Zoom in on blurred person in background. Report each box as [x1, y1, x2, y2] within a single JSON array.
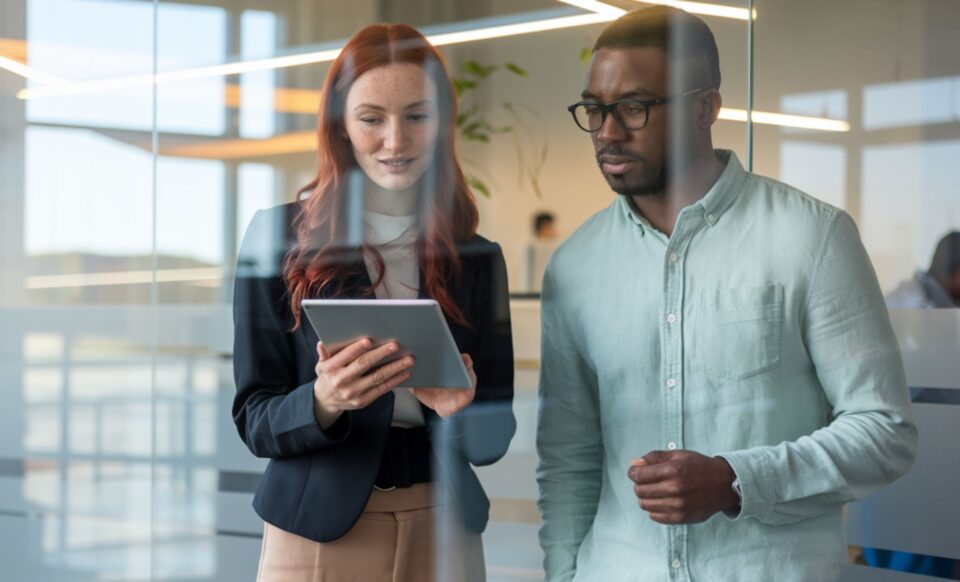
[[526, 211, 559, 292], [867, 230, 960, 577], [886, 231, 960, 308]]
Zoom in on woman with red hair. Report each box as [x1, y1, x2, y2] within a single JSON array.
[[232, 23, 515, 582]]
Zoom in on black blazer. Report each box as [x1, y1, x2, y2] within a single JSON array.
[[232, 202, 516, 543]]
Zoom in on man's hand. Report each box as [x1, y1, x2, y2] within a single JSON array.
[[627, 450, 740, 525]]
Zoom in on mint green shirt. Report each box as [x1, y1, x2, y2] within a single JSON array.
[[536, 151, 917, 582]]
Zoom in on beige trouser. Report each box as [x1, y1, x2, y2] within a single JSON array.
[[256, 483, 485, 582]]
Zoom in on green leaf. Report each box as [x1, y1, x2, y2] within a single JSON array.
[[460, 124, 481, 141], [462, 60, 497, 79], [505, 62, 528, 77], [579, 47, 592, 64], [455, 109, 474, 128], [455, 106, 480, 128], [452, 78, 478, 98], [467, 176, 491, 198], [469, 121, 498, 133], [461, 117, 512, 143]]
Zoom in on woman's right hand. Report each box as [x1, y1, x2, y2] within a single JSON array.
[[313, 338, 415, 428]]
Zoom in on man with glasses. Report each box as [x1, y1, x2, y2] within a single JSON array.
[[536, 6, 916, 581]]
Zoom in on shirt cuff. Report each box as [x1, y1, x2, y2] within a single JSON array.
[[716, 450, 772, 522]]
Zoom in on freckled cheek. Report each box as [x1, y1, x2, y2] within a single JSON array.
[[347, 128, 384, 155]]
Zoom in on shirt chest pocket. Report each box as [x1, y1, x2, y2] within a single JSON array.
[[687, 284, 783, 381]]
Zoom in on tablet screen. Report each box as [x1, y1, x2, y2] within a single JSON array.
[[301, 299, 472, 389]]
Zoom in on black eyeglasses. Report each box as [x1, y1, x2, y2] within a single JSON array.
[[567, 88, 705, 132]]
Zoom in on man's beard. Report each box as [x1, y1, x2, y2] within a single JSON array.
[[596, 147, 668, 198]]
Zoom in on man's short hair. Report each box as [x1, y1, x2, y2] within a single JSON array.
[[929, 231, 960, 280], [593, 6, 721, 90]]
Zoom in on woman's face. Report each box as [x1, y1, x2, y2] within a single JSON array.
[[343, 63, 441, 193]]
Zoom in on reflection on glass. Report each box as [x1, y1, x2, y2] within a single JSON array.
[[26, 0, 227, 135], [25, 0, 154, 130], [864, 76, 960, 131], [779, 141, 846, 209], [6, 0, 960, 580], [26, 126, 153, 260], [862, 141, 960, 292], [158, 158, 225, 265], [886, 232, 960, 309], [237, 163, 276, 247], [780, 89, 848, 136], [240, 10, 278, 139]]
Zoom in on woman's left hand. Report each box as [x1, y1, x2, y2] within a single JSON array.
[[412, 353, 477, 417]]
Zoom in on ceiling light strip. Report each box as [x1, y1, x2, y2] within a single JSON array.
[[18, 49, 342, 99], [719, 107, 849, 132], [560, 0, 754, 21], [634, 0, 755, 21], [0, 55, 65, 84], [18, 13, 609, 100], [555, 0, 625, 18], [429, 13, 611, 46], [13, 1, 755, 99]]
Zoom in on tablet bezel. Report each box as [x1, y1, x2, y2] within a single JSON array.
[[301, 298, 472, 389]]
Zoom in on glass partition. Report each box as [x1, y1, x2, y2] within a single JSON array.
[[2, 1, 957, 580], [2, 1, 157, 581], [753, 1, 960, 578]]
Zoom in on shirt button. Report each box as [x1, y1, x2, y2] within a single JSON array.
[[667, 378, 677, 388], [706, 214, 716, 224], [668, 252, 678, 263], [667, 313, 677, 324], [672, 559, 681, 569], [667, 442, 677, 450]]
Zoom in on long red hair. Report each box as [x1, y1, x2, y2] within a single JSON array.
[[283, 23, 479, 329]]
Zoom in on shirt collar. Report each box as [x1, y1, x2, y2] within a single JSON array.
[[618, 194, 648, 232], [695, 149, 746, 228], [616, 149, 747, 234]]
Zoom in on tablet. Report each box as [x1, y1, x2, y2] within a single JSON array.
[[301, 299, 472, 389]]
